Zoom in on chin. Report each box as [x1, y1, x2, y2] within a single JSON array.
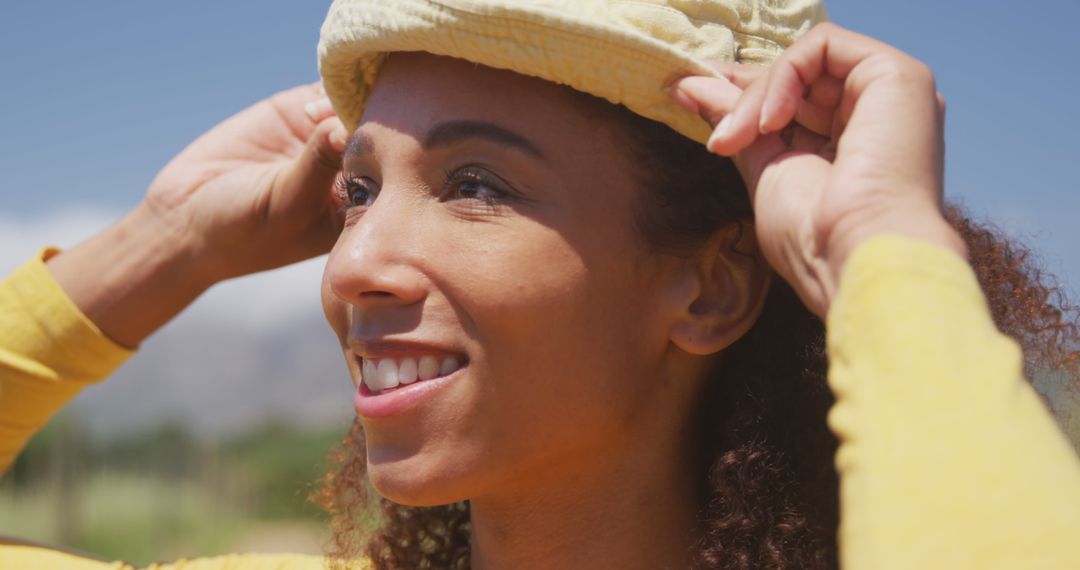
[[365, 446, 479, 507]]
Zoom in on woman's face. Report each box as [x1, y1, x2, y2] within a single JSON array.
[[322, 53, 704, 505]]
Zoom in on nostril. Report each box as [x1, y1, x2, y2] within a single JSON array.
[[360, 291, 396, 299]]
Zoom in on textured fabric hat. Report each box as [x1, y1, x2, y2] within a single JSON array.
[[318, 0, 827, 144]]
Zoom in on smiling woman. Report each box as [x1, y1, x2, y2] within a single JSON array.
[[3, 1, 1080, 570], [328, 52, 728, 517], [313, 41, 1080, 570]]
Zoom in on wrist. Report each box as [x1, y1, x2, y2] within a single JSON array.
[[815, 207, 967, 313], [46, 202, 216, 347]]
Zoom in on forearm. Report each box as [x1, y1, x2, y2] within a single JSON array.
[[0, 249, 135, 471], [45, 202, 215, 348], [817, 205, 968, 312], [0, 201, 201, 470], [828, 236, 1080, 569]]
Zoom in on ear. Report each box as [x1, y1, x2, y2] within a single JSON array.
[[667, 222, 771, 355]]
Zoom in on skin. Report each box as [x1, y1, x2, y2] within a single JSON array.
[[46, 83, 348, 348], [323, 52, 766, 570], [42, 21, 966, 570], [672, 23, 966, 316]]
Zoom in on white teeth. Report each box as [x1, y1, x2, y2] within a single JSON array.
[[418, 356, 440, 381], [376, 359, 400, 391], [398, 357, 418, 385], [362, 359, 377, 390], [440, 356, 460, 376], [362, 355, 464, 393]]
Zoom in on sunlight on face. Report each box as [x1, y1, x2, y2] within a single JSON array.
[[320, 53, 690, 506]]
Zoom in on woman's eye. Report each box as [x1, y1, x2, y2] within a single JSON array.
[[442, 166, 512, 206], [336, 176, 377, 208]]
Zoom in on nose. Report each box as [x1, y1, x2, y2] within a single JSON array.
[[324, 193, 428, 310]]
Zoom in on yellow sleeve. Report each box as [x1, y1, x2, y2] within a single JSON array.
[[827, 235, 1080, 569], [0, 253, 371, 569], [0, 249, 134, 472], [0, 543, 128, 569], [0, 544, 340, 569], [144, 553, 338, 569]]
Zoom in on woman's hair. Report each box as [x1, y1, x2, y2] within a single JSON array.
[[314, 94, 1080, 570]]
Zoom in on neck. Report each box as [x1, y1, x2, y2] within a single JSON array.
[[468, 428, 703, 570]]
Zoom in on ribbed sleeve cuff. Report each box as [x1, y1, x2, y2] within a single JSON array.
[[0, 248, 133, 384]]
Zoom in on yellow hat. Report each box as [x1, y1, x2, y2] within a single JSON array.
[[318, 0, 827, 144]]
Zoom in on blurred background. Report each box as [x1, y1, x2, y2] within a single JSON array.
[[1, 0, 1078, 565]]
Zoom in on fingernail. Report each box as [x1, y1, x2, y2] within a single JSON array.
[[758, 100, 773, 134], [329, 124, 349, 152], [305, 97, 333, 122], [708, 114, 733, 151]]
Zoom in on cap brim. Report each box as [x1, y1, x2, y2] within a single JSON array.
[[318, 0, 805, 143]]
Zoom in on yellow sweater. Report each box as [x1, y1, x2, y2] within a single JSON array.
[[1, 237, 1079, 569]]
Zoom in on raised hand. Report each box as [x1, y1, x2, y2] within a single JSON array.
[[671, 23, 966, 317], [145, 82, 347, 282], [48, 83, 347, 346]]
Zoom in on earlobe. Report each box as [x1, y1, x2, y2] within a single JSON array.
[[669, 222, 771, 356]]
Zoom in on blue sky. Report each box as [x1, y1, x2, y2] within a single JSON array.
[[1, 1, 1078, 294]]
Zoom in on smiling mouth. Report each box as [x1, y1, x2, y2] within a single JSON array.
[[360, 355, 465, 395]]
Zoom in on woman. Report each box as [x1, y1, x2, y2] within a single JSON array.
[[2, 1, 1079, 569]]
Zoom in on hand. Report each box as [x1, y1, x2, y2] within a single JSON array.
[[48, 83, 347, 346], [670, 23, 966, 317], [145, 82, 347, 282]]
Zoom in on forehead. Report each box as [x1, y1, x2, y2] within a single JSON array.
[[357, 52, 608, 147]]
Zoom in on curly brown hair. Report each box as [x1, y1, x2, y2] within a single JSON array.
[[313, 95, 1080, 570]]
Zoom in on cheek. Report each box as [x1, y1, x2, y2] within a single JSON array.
[[449, 221, 668, 457], [444, 218, 617, 353], [320, 266, 348, 344]]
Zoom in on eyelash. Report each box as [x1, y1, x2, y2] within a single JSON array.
[[439, 165, 512, 207], [334, 165, 514, 213], [334, 176, 375, 212]]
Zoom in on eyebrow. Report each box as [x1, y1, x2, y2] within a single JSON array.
[[422, 120, 546, 160], [344, 119, 547, 163]]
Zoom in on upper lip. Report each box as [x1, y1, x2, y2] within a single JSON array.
[[346, 337, 465, 361]]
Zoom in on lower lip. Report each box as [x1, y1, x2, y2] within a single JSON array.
[[354, 368, 463, 419]]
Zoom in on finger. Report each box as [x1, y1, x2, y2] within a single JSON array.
[[704, 70, 771, 156], [807, 75, 844, 109], [789, 76, 845, 137], [669, 75, 743, 127], [258, 83, 336, 145], [758, 23, 903, 133], [791, 100, 834, 138], [276, 117, 347, 208], [759, 23, 943, 193], [733, 124, 830, 197], [304, 96, 337, 123], [758, 24, 882, 134], [788, 123, 832, 155], [701, 60, 766, 89], [730, 131, 787, 201], [271, 82, 329, 110], [672, 72, 789, 181], [685, 70, 839, 147]]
